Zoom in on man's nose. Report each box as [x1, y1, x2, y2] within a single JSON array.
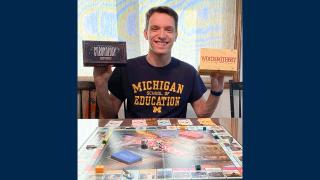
[[159, 30, 166, 39]]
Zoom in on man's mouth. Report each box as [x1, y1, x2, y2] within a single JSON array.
[[154, 40, 169, 47]]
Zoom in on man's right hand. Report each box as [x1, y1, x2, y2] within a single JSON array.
[[93, 65, 112, 87]]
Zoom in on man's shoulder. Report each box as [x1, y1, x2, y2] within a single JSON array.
[[171, 57, 196, 71], [127, 55, 146, 64]]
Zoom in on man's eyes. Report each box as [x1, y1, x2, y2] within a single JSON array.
[[150, 27, 174, 32], [166, 28, 173, 32], [151, 27, 159, 31]]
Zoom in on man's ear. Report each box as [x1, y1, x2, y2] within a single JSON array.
[[144, 30, 148, 40], [175, 32, 178, 42]]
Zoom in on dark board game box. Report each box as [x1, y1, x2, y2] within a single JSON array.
[[82, 40, 127, 66]]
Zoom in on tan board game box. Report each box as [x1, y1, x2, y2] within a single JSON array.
[[199, 48, 238, 75]]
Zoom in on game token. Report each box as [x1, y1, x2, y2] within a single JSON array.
[[202, 126, 206, 131], [102, 140, 107, 145], [86, 145, 97, 150], [195, 165, 201, 170], [141, 138, 148, 149], [229, 137, 233, 145], [123, 168, 134, 179]]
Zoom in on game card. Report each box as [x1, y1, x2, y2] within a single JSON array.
[[105, 120, 123, 128], [197, 118, 215, 126], [177, 119, 193, 125], [132, 119, 147, 127], [157, 119, 171, 126], [139, 169, 156, 180]]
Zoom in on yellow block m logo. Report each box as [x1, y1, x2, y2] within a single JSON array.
[[153, 106, 162, 113]]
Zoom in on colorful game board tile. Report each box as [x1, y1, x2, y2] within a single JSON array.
[[197, 118, 215, 126], [103, 170, 122, 180], [232, 151, 243, 161], [172, 168, 192, 179], [157, 168, 173, 179], [216, 129, 226, 133], [179, 131, 204, 139], [157, 119, 171, 126], [86, 174, 103, 180], [187, 126, 199, 131], [125, 170, 139, 180], [222, 169, 242, 179], [155, 130, 179, 137], [146, 126, 158, 130], [220, 135, 231, 139], [228, 145, 242, 152], [135, 126, 147, 131], [205, 168, 226, 179], [111, 150, 142, 164], [146, 118, 158, 126], [222, 165, 242, 177], [105, 120, 123, 128], [177, 119, 193, 125], [190, 170, 208, 179], [139, 169, 156, 180], [166, 126, 177, 130], [132, 119, 147, 127]]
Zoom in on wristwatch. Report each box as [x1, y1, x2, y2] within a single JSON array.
[[211, 90, 223, 97]]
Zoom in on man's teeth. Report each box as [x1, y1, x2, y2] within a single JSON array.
[[156, 42, 167, 45]]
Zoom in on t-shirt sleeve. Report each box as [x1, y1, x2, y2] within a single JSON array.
[[188, 72, 207, 103], [108, 67, 126, 101]]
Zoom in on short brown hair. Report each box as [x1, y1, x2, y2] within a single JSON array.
[[145, 6, 178, 31]]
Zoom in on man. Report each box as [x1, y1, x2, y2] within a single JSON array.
[[94, 6, 224, 119]]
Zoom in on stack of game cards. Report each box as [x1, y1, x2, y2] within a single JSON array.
[[111, 150, 142, 164]]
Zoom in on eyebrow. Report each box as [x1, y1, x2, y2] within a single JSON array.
[[150, 25, 175, 29]]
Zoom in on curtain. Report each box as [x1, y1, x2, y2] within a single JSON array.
[[78, 0, 238, 77]]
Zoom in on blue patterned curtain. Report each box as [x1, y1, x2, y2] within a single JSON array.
[[78, 0, 237, 76]]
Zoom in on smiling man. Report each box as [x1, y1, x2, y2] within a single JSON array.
[[94, 6, 224, 119]]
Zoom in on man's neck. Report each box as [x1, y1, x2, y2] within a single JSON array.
[[146, 52, 171, 67]]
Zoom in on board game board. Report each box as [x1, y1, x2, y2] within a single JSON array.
[[78, 118, 243, 179]]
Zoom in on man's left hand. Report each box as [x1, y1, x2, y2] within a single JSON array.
[[210, 73, 224, 92]]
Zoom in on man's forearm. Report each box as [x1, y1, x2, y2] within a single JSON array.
[[198, 94, 220, 118], [95, 84, 117, 119]]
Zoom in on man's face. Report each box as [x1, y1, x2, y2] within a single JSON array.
[[144, 12, 178, 56]]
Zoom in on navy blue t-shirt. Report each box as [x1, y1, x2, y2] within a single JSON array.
[[108, 55, 206, 118]]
